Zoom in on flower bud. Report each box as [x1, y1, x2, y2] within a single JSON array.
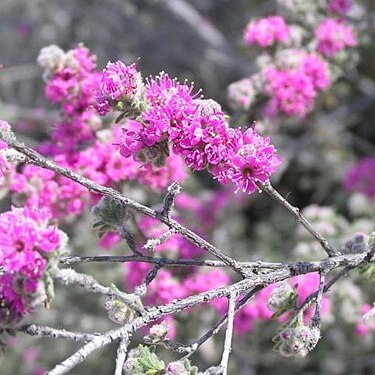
[[341, 232, 367, 254], [144, 322, 168, 344], [104, 296, 135, 325], [267, 282, 295, 313], [92, 197, 128, 237], [277, 325, 321, 358]]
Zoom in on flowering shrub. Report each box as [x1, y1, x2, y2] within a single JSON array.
[[0, 0, 375, 374]]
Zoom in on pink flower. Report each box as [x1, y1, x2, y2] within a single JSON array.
[[95, 61, 142, 116], [234, 304, 259, 334], [316, 19, 357, 57], [99, 232, 121, 249], [115, 120, 145, 158], [225, 128, 281, 194], [302, 54, 331, 91], [244, 16, 289, 48], [328, 0, 352, 16], [344, 157, 375, 199], [265, 67, 316, 117], [291, 273, 331, 323], [0, 207, 64, 324], [138, 153, 188, 192]]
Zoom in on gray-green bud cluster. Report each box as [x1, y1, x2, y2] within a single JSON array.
[[341, 232, 368, 254], [275, 325, 321, 358], [92, 197, 128, 237], [104, 295, 136, 325], [267, 282, 297, 317]]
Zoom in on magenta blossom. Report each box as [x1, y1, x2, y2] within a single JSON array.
[[244, 16, 289, 48], [316, 19, 357, 57], [95, 61, 142, 116], [328, 0, 352, 16], [225, 128, 281, 194], [0, 207, 65, 324], [344, 157, 375, 199]]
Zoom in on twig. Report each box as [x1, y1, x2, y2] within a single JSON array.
[[311, 271, 326, 328], [59, 254, 285, 270], [160, 181, 181, 218], [298, 265, 355, 314], [134, 264, 163, 297], [117, 222, 142, 256], [219, 292, 237, 375], [182, 287, 263, 358], [262, 182, 337, 257], [19, 324, 98, 343], [143, 229, 176, 252], [52, 268, 143, 315], [114, 338, 129, 375]]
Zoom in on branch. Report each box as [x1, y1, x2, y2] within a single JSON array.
[[134, 264, 163, 297], [262, 182, 337, 257], [311, 271, 326, 328], [117, 222, 142, 256], [19, 324, 98, 343], [5, 137, 248, 278], [298, 265, 355, 313], [160, 181, 181, 218], [219, 292, 237, 375], [181, 286, 263, 358], [53, 268, 143, 315], [114, 338, 129, 375], [47, 252, 372, 374], [59, 254, 285, 270], [143, 229, 176, 252]]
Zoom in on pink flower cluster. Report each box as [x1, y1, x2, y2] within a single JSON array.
[[344, 157, 375, 199], [38, 45, 102, 154], [0, 207, 64, 324], [100, 66, 281, 194], [41, 45, 100, 116], [95, 62, 142, 116], [264, 53, 330, 117], [232, 2, 358, 121], [316, 19, 357, 57], [5, 47, 188, 225], [244, 16, 289, 47], [328, 0, 352, 16]]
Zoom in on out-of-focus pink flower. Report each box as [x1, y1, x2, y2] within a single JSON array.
[[328, 0, 352, 16], [344, 157, 375, 199], [244, 16, 289, 47], [316, 19, 357, 56]]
